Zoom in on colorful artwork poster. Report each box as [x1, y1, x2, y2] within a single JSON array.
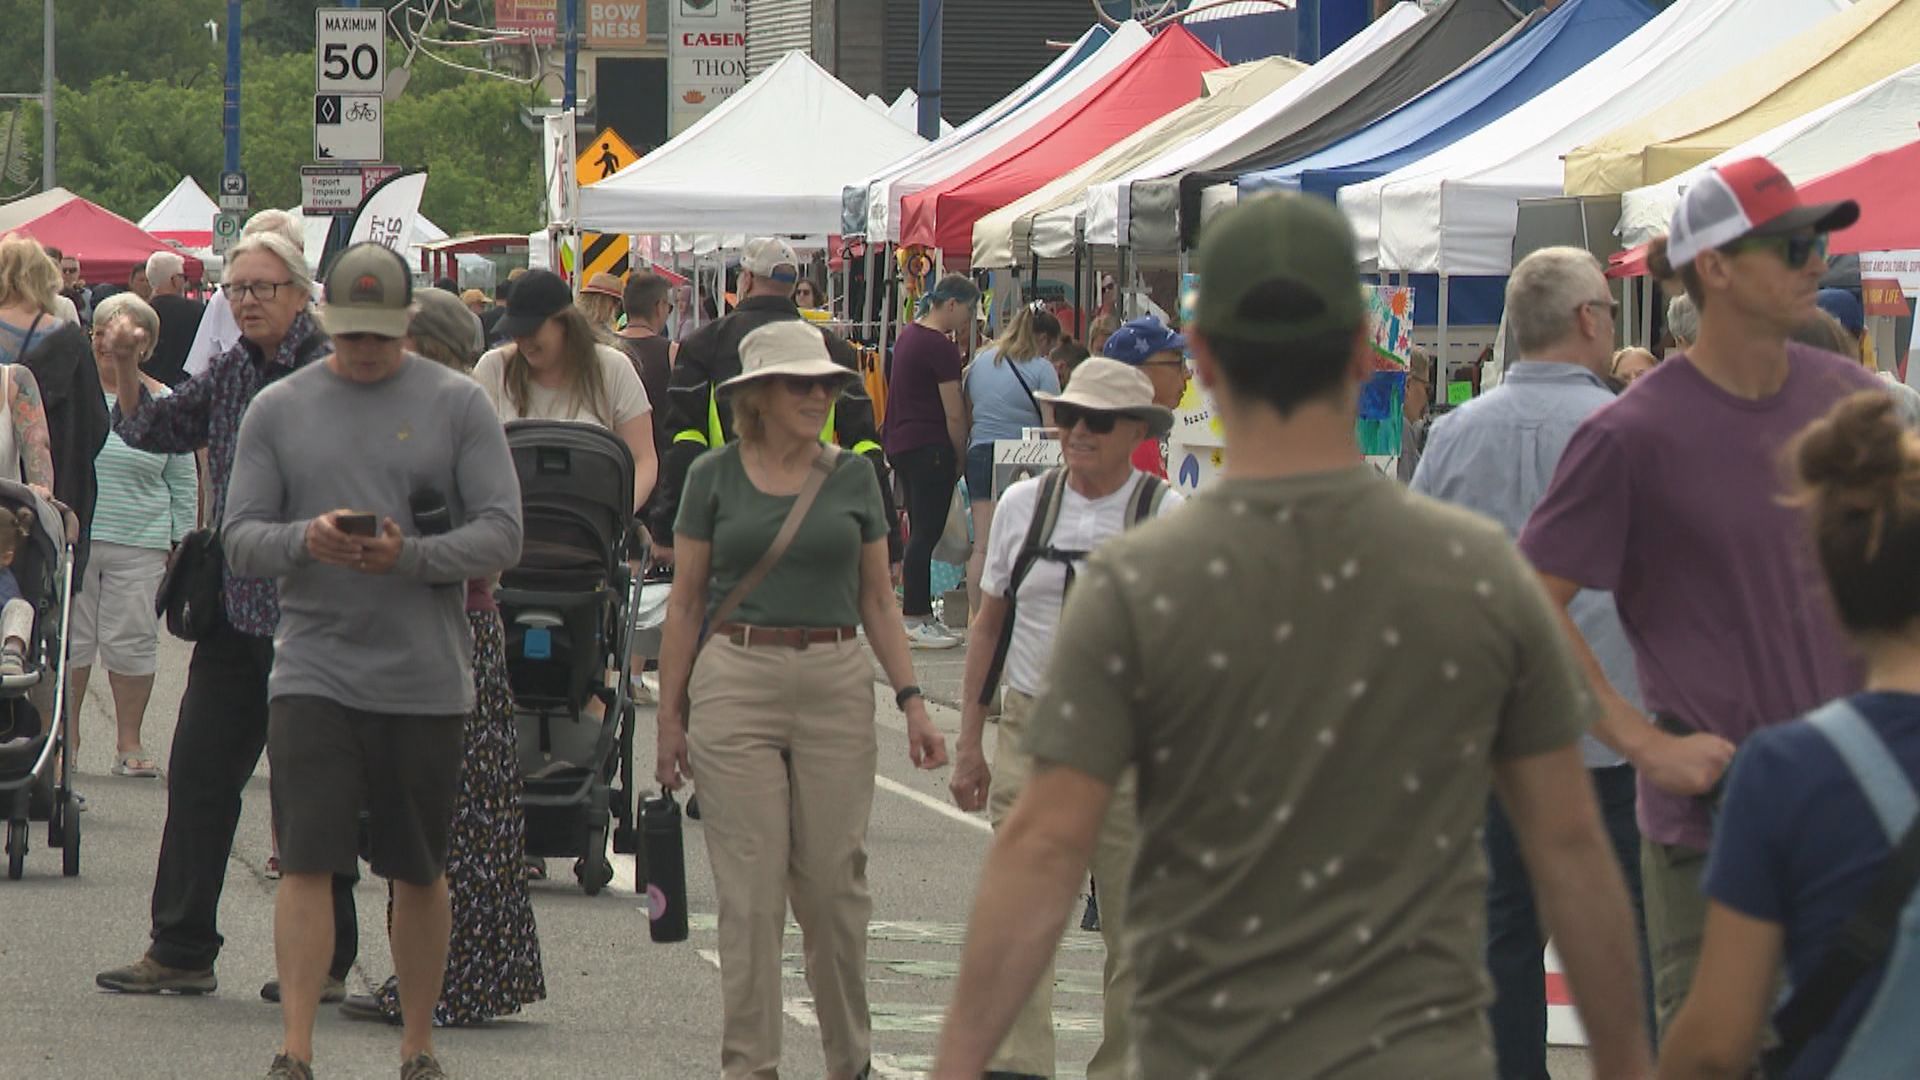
[[1367, 286, 1414, 371]]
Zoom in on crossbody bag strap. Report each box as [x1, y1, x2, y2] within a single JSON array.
[[1003, 357, 1045, 425], [1767, 703, 1920, 1074], [703, 444, 842, 643]]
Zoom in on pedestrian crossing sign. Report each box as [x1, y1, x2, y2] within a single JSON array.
[[576, 129, 640, 188]]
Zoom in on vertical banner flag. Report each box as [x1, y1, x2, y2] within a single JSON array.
[[669, 0, 748, 137], [348, 168, 428, 254]]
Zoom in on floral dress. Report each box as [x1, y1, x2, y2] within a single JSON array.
[[375, 600, 546, 1024]]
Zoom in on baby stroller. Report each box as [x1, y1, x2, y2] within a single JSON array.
[[0, 482, 79, 880], [499, 421, 643, 896]]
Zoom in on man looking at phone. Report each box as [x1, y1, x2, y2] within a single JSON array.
[[223, 243, 523, 1080]]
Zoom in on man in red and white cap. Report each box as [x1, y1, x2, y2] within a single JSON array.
[[1517, 157, 1880, 1034]]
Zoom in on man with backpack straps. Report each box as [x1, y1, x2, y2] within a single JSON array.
[[948, 358, 1182, 1080]]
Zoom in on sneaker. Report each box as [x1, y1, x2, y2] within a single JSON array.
[[400, 1051, 448, 1080], [95, 955, 217, 995], [930, 613, 966, 642], [339, 991, 401, 1025], [264, 855, 281, 880], [260, 976, 347, 1004], [266, 1055, 314, 1080], [905, 620, 961, 650]]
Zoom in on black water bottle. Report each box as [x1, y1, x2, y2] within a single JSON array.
[[642, 792, 689, 943]]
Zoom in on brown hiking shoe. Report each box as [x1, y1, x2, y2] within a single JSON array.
[[400, 1052, 447, 1080], [95, 955, 217, 995], [266, 1054, 314, 1079]]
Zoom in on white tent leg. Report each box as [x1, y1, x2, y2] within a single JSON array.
[[1642, 276, 1655, 349], [1438, 274, 1451, 395]]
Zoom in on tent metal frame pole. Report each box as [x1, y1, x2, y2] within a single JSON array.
[[1073, 236, 1085, 342], [880, 244, 896, 352], [1438, 273, 1451, 395], [1642, 277, 1655, 350], [861, 244, 878, 340], [841, 244, 853, 325]]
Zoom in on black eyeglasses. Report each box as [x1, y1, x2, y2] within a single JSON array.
[[1727, 232, 1829, 270], [1050, 404, 1118, 434], [222, 280, 294, 301]]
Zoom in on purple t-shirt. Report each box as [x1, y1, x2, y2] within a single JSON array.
[[884, 322, 962, 457], [1518, 345, 1880, 852]]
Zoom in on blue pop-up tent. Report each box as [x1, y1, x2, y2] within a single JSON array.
[[1242, 0, 1653, 202]]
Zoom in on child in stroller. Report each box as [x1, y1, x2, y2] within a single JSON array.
[[0, 508, 39, 680]]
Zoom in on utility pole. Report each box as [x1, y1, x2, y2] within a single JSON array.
[[916, 0, 942, 141], [223, 0, 241, 176], [41, 0, 54, 190], [563, 0, 580, 110]]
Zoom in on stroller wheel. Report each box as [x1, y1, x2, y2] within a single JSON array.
[[576, 827, 614, 896], [46, 797, 64, 848], [6, 819, 25, 880], [61, 796, 79, 877]]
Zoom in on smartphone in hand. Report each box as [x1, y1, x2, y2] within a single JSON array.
[[335, 512, 378, 537]]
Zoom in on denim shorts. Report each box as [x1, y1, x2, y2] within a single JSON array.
[[964, 443, 996, 503]]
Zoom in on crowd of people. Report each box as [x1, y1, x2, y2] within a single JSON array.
[[5, 143, 1915, 1080]]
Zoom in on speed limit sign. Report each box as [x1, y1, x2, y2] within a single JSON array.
[[315, 8, 386, 95]]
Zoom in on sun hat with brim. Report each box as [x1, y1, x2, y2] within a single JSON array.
[[1032, 357, 1173, 438], [409, 287, 485, 361], [496, 268, 573, 339], [1666, 157, 1859, 268], [318, 242, 412, 339], [718, 319, 859, 394], [582, 272, 625, 301]]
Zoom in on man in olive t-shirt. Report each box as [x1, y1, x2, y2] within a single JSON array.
[[933, 196, 1653, 1080]]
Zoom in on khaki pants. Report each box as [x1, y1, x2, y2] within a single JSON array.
[[988, 688, 1138, 1080], [1641, 838, 1708, 1036], [688, 636, 878, 1080]]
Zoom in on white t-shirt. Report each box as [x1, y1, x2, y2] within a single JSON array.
[[183, 289, 240, 379], [982, 470, 1183, 697], [473, 342, 651, 427]]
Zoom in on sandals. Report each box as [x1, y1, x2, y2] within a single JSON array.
[[112, 749, 161, 778]]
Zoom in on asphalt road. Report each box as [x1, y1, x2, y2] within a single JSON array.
[[4, 631, 1594, 1079]]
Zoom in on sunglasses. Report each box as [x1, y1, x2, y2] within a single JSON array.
[[777, 375, 840, 397], [1726, 232, 1828, 270], [1050, 403, 1118, 434]]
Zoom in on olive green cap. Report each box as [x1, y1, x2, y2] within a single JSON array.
[[1194, 193, 1366, 345]]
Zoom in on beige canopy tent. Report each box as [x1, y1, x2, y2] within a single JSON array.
[[1564, 0, 1920, 195], [970, 56, 1306, 268]]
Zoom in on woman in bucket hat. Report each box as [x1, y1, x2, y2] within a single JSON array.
[[654, 319, 948, 1080], [949, 356, 1183, 1080]]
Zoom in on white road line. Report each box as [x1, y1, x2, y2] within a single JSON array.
[[874, 774, 990, 835], [696, 948, 920, 1079]]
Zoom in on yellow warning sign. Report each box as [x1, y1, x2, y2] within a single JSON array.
[[576, 130, 639, 288], [577, 129, 640, 187], [580, 231, 631, 285]]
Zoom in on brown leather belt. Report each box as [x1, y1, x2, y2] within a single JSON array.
[[715, 622, 858, 649]]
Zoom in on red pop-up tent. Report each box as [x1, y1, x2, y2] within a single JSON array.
[[1608, 137, 1920, 277], [898, 25, 1224, 261], [0, 188, 205, 284]]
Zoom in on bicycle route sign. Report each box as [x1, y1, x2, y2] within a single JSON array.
[[313, 93, 383, 163], [314, 7, 385, 162]]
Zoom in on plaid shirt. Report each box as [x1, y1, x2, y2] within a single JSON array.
[[114, 310, 324, 638]]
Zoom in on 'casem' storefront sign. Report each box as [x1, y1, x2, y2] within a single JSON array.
[[668, 0, 746, 135]]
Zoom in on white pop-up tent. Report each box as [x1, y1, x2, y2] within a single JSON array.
[[139, 176, 220, 249], [852, 21, 1154, 244], [883, 89, 953, 136], [1079, 3, 1428, 251], [579, 51, 927, 237], [1356, 0, 1843, 275], [1617, 60, 1920, 247]]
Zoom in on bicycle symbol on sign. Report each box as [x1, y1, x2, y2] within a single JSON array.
[[345, 100, 377, 123]]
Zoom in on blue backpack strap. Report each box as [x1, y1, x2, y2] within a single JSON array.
[[1807, 700, 1920, 843]]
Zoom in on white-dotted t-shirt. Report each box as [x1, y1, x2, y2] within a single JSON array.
[[981, 470, 1182, 697], [473, 343, 652, 428]]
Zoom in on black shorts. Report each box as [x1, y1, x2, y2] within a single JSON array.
[[268, 696, 464, 886]]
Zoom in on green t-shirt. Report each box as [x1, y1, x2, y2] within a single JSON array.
[[674, 443, 887, 628], [1022, 465, 1593, 1078]]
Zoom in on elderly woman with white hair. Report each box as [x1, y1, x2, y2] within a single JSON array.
[[180, 208, 308, 382], [69, 291, 196, 779], [94, 228, 362, 1008]]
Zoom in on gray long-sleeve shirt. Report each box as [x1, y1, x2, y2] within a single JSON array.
[[1411, 361, 1639, 770], [224, 353, 522, 714]]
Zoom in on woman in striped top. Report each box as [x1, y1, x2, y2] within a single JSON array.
[[76, 292, 196, 778]]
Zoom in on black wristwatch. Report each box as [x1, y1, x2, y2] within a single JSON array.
[[895, 684, 923, 710]]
